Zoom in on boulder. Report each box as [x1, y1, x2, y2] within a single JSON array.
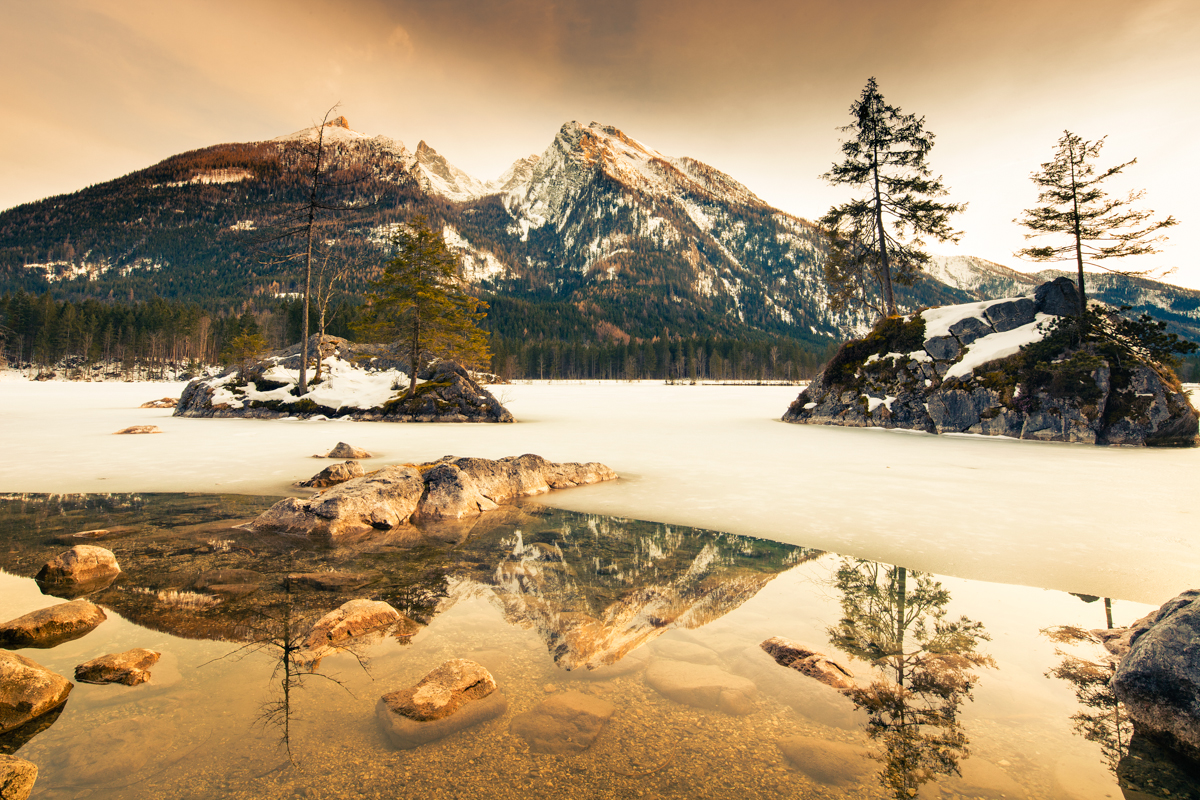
[[776, 735, 870, 786], [948, 315, 994, 345], [1034, 276, 1082, 317], [74, 648, 160, 686], [113, 425, 162, 435], [249, 465, 425, 542], [645, 660, 757, 715], [376, 659, 507, 749], [43, 715, 174, 785], [138, 397, 177, 409], [299, 460, 367, 488], [924, 335, 961, 361], [0, 754, 37, 800], [35, 545, 121, 593], [415, 463, 500, 520], [301, 599, 414, 664], [760, 636, 855, 691], [1112, 590, 1200, 757], [983, 297, 1036, 332], [0, 600, 107, 649], [327, 442, 372, 459], [0, 652, 72, 735], [509, 691, 614, 754]]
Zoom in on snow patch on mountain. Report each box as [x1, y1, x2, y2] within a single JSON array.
[[442, 225, 508, 283]]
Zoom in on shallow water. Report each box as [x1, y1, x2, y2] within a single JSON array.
[[2, 494, 1195, 799]]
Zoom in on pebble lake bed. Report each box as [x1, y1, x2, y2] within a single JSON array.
[[1, 376, 1199, 798]]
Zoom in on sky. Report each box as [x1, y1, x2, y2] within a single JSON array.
[[3, 0, 1199, 288]]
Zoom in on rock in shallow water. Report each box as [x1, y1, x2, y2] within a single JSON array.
[[759, 636, 855, 691], [645, 660, 757, 715], [376, 659, 506, 749], [510, 691, 614, 754], [299, 460, 367, 488], [75, 649, 161, 686], [327, 442, 372, 459], [35, 545, 121, 595], [0, 652, 72, 735], [300, 599, 415, 665], [0, 754, 38, 800], [776, 735, 869, 786], [0, 600, 107, 649]]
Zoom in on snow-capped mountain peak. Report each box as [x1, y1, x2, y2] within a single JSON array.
[[412, 141, 489, 203]]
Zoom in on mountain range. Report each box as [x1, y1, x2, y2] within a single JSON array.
[[1, 116, 1197, 344]]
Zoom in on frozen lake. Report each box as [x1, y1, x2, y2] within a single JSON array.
[[0, 375, 1197, 605]]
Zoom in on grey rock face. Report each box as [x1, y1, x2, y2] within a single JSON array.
[[927, 388, 1001, 433], [948, 315, 993, 345], [0, 754, 38, 800], [509, 691, 615, 754], [0, 652, 72, 735], [1034, 276, 1082, 317], [1112, 591, 1200, 757], [74, 649, 160, 686], [0, 601, 107, 649], [416, 463, 501, 520], [376, 659, 507, 749], [984, 297, 1036, 332], [924, 336, 961, 361]]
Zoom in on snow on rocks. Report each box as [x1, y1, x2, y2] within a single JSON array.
[[784, 278, 1199, 446], [175, 336, 513, 423], [249, 455, 618, 544]]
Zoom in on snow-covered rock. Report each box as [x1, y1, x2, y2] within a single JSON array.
[[784, 278, 1199, 446]]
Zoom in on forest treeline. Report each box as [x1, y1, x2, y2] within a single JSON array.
[[0, 291, 842, 382]]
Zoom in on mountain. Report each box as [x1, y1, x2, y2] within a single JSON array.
[[1, 117, 1196, 347]]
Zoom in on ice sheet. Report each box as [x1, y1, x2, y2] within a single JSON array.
[[0, 374, 1197, 605]]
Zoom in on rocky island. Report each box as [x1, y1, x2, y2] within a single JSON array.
[[175, 336, 513, 423], [784, 278, 1199, 446]]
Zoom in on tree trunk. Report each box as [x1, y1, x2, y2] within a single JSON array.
[[1069, 141, 1088, 318], [873, 140, 896, 316], [407, 303, 421, 399]]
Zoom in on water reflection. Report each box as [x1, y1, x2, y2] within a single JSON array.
[[828, 560, 995, 798]]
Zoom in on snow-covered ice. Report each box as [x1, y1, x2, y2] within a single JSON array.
[[0, 374, 1197, 606]]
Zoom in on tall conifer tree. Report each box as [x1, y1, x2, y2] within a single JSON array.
[[821, 78, 964, 316]]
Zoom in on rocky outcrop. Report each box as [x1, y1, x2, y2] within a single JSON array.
[[298, 460, 366, 489], [784, 279, 1198, 446], [175, 336, 513, 423], [0, 601, 107, 649], [509, 691, 614, 754], [760, 636, 855, 691], [35, 546, 121, 596], [248, 455, 617, 543], [376, 659, 507, 749], [0, 754, 38, 800], [1112, 591, 1200, 758], [74, 649, 161, 686], [0, 652, 72, 735]]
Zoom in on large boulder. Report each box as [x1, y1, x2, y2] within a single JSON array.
[[0, 754, 38, 800], [784, 282, 1199, 447], [249, 456, 617, 541], [74, 649, 161, 686], [0, 652, 72, 735], [175, 337, 514, 423], [509, 691, 614, 754], [34, 546, 121, 597], [0, 601, 107, 649], [376, 659, 507, 749], [249, 466, 425, 543], [1112, 590, 1200, 757]]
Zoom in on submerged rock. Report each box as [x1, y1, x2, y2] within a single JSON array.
[[760, 636, 855, 691], [113, 425, 162, 435], [285, 571, 376, 591], [299, 460, 367, 489], [249, 455, 617, 543], [1112, 590, 1200, 758], [74, 649, 161, 686], [0, 600, 107, 649], [776, 735, 869, 786], [174, 336, 514, 423], [784, 278, 1199, 446], [0, 652, 72, 735], [376, 659, 507, 749], [510, 691, 614, 754], [0, 754, 38, 800], [645, 660, 757, 715]]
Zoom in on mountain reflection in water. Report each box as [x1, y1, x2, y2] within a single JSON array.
[[0, 493, 1176, 799]]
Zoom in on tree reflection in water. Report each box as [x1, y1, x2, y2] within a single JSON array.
[[828, 560, 995, 798]]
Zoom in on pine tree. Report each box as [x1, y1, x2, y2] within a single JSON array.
[[821, 78, 965, 316], [1014, 131, 1177, 317], [355, 216, 491, 396]]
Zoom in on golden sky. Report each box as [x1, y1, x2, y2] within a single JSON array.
[[3, 0, 1198, 287]]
